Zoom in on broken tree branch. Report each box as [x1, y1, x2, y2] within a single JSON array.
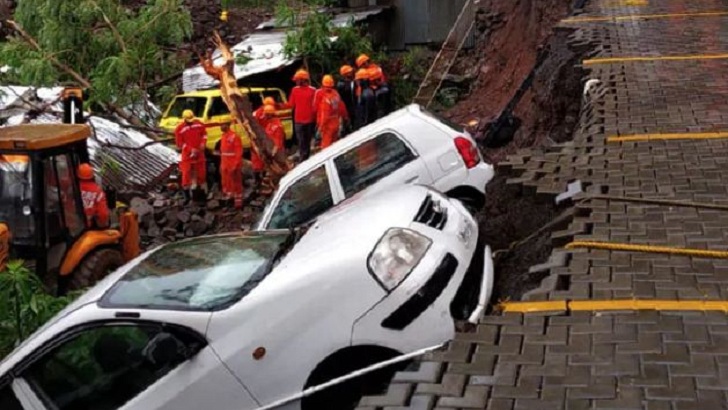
[[200, 32, 291, 184], [7, 19, 150, 128], [88, 0, 127, 53], [6, 20, 91, 88]]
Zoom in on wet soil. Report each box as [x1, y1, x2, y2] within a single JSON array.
[[457, 0, 593, 303]]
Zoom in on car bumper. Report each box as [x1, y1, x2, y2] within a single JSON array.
[[465, 162, 496, 194], [350, 196, 494, 354]]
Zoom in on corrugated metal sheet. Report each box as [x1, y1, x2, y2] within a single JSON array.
[[0, 86, 178, 192], [183, 7, 386, 92]]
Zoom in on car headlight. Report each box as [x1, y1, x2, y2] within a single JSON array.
[[368, 228, 432, 291]]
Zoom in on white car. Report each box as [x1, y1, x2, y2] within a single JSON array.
[[0, 185, 494, 410], [255, 104, 495, 230]]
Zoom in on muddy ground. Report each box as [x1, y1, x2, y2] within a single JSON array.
[[464, 0, 591, 304]]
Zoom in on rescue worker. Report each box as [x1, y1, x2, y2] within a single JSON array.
[[263, 104, 286, 151], [314, 75, 349, 149], [369, 67, 392, 119], [219, 122, 244, 209], [356, 54, 387, 84], [174, 109, 208, 200], [253, 97, 278, 124], [355, 69, 377, 130], [77, 163, 110, 228], [284, 69, 317, 161], [336, 65, 357, 132]]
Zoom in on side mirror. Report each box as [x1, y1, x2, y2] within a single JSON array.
[[142, 332, 190, 367]]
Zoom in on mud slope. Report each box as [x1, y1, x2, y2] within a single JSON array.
[[455, 0, 594, 303], [447, 0, 572, 125]]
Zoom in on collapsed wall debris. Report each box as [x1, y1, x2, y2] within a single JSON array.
[[0, 86, 178, 193]]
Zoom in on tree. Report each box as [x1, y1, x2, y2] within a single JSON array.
[[277, 0, 373, 82], [0, 0, 192, 125]]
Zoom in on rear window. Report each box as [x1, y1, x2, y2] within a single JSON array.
[[419, 107, 465, 133], [100, 234, 288, 311], [166, 96, 208, 118]]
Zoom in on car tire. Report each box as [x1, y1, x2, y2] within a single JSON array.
[[302, 347, 405, 410], [69, 248, 124, 290]]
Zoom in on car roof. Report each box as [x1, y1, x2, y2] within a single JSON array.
[[177, 87, 282, 98], [277, 104, 425, 187], [0, 124, 90, 151]]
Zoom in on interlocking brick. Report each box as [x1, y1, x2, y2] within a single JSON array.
[[435, 386, 489, 408]]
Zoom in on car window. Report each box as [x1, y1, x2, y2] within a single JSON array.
[[101, 234, 288, 311], [242, 91, 263, 110], [334, 132, 417, 198], [0, 383, 23, 410], [166, 97, 207, 118], [23, 324, 190, 410], [208, 97, 230, 117], [268, 166, 333, 229]]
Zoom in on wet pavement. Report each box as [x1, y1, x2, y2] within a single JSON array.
[[357, 0, 728, 408]]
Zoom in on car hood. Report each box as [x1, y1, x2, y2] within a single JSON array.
[[281, 185, 429, 266]]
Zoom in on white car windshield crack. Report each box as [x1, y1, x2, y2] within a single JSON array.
[[100, 234, 290, 311]]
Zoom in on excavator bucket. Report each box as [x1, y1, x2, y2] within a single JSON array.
[[119, 211, 141, 262]]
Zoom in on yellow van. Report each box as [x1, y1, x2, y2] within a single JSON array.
[[159, 87, 294, 151]]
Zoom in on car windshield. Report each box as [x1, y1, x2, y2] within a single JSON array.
[[0, 155, 35, 242], [419, 106, 465, 133], [165, 96, 208, 118], [100, 233, 291, 311]]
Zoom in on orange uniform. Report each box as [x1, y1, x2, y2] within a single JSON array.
[[314, 87, 348, 149], [220, 129, 243, 204], [175, 120, 207, 188], [264, 118, 286, 151], [79, 179, 109, 228]]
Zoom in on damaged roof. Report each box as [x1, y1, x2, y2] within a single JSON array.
[[0, 86, 178, 192], [182, 6, 386, 92]]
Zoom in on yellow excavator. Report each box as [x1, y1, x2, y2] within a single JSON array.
[[0, 88, 140, 294]]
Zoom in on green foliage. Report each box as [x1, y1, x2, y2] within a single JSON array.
[[0, 0, 193, 108], [277, 0, 372, 82], [0, 261, 79, 359], [386, 47, 430, 109]]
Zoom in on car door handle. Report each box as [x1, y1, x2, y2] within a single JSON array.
[[405, 176, 419, 183]]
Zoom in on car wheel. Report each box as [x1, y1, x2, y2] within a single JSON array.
[[302, 347, 406, 410], [69, 248, 124, 291]]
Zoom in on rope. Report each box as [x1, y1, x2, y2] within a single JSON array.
[[500, 299, 728, 313], [565, 241, 728, 259]]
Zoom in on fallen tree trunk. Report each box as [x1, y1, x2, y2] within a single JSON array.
[[200, 32, 291, 184]]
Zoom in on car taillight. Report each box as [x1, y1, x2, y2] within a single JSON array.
[[454, 136, 481, 169]]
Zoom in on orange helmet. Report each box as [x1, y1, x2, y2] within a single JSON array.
[[292, 69, 310, 81], [322, 75, 335, 88], [356, 54, 370, 68], [339, 65, 354, 76], [77, 163, 94, 180], [368, 67, 383, 81], [355, 69, 370, 81], [263, 97, 276, 106], [263, 104, 276, 115]]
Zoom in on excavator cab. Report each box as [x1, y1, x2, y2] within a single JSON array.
[[0, 92, 140, 294]]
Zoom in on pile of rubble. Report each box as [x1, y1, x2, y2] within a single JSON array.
[[129, 185, 270, 250]]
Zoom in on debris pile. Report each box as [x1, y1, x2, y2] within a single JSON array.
[[0, 86, 178, 193], [130, 190, 267, 249]]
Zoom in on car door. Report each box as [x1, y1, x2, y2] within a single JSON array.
[[10, 320, 256, 410], [331, 131, 433, 201], [264, 164, 338, 230], [0, 378, 23, 409]]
